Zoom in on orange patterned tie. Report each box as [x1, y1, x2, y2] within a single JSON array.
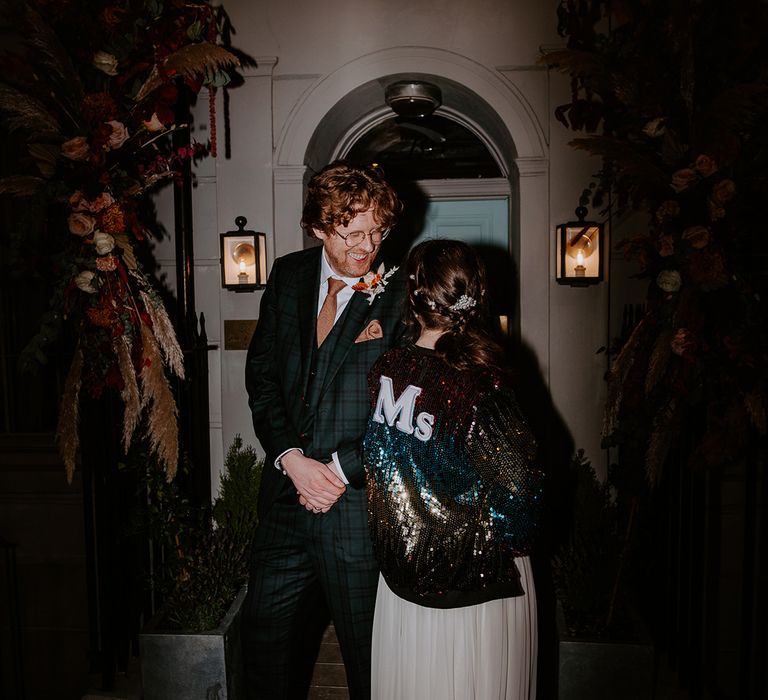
[[316, 278, 346, 347]]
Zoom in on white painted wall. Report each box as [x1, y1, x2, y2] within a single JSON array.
[[153, 0, 615, 491]]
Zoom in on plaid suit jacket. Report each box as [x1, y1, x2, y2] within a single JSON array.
[[245, 246, 407, 519]]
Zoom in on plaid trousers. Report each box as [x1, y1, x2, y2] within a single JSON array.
[[241, 487, 378, 700]]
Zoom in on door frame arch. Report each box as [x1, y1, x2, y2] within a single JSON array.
[[273, 46, 552, 382]]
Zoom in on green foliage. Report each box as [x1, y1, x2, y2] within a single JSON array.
[[145, 435, 263, 633], [552, 450, 629, 638]]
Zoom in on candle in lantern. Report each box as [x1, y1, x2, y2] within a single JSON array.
[[574, 250, 586, 277], [238, 259, 249, 284]]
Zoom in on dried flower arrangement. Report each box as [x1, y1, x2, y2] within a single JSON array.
[[0, 0, 239, 482], [541, 0, 768, 484]]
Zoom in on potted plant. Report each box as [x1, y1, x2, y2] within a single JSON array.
[[139, 435, 262, 700], [552, 450, 654, 700]]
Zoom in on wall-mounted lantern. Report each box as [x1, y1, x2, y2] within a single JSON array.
[[220, 216, 267, 292], [556, 207, 604, 286]]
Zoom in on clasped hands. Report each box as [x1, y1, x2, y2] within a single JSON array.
[[281, 450, 345, 514]]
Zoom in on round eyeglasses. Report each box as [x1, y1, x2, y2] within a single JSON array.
[[333, 227, 390, 248]]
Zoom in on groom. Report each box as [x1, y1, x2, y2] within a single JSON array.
[[242, 161, 406, 699]]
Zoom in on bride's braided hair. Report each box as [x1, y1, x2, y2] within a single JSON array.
[[406, 239, 506, 372]]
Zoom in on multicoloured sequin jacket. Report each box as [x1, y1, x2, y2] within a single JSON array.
[[363, 345, 543, 609]]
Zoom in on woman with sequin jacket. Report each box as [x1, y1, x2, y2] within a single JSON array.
[[363, 239, 543, 700]]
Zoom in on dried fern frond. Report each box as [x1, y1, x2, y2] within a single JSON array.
[[24, 4, 84, 109], [645, 397, 678, 487], [139, 323, 179, 480], [644, 331, 673, 396], [603, 316, 649, 439], [135, 43, 240, 103], [140, 290, 185, 379], [113, 233, 138, 269], [537, 49, 610, 80], [56, 347, 83, 484], [114, 336, 141, 453], [165, 43, 240, 80], [27, 142, 58, 178], [745, 390, 767, 435], [697, 83, 768, 136], [0, 175, 45, 196], [0, 84, 60, 136], [569, 135, 669, 186]]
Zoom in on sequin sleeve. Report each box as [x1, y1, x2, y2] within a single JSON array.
[[465, 385, 543, 556]]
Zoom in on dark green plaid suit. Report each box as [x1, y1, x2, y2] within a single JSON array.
[[243, 246, 406, 699]]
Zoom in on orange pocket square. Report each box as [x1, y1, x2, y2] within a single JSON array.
[[355, 319, 383, 343]]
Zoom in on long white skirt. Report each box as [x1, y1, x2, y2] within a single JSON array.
[[371, 557, 537, 700]]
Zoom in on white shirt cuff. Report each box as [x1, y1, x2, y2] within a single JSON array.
[[274, 447, 303, 474], [330, 451, 349, 485]]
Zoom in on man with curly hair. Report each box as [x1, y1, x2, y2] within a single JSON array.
[[243, 160, 406, 699]]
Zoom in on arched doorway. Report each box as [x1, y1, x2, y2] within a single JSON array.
[[274, 47, 551, 381], [342, 107, 517, 334]]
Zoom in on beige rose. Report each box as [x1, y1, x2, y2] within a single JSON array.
[[671, 168, 698, 193], [143, 113, 165, 132], [658, 235, 674, 257], [94, 231, 115, 255], [682, 225, 711, 249], [74, 270, 98, 294], [85, 192, 115, 213], [711, 179, 736, 205], [61, 136, 90, 161], [93, 51, 118, 76], [69, 190, 88, 211], [694, 154, 718, 178], [105, 120, 129, 149], [657, 269, 682, 293], [68, 212, 96, 237]]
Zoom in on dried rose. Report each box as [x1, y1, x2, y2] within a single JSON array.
[[682, 225, 711, 249], [658, 235, 674, 257], [708, 200, 726, 221], [657, 269, 682, 293], [61, 136, 90, 161], [143, 113, 165, 132], [105, 120, 129, 149], [671, 328, 698, 357], [69, 190, 88, 211], [94, 231, 115, 255], [85, 192, 115, 213], [694, 154, 718, 178], [74, 270, 98, 294], [671, 168, 698, 193], [81, 93, 118, 124], [92, 51, 118, 76], [711, 179, 736, 205], [68, 212, 96, 237], [655, 200, 680, 222], [101, 7, 127, 28]]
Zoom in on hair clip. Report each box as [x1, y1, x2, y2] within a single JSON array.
[[448, 294, 476, 312]]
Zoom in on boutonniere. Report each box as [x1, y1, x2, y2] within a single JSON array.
[[352, 263, 398, 305]]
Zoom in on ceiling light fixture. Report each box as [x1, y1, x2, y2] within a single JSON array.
[[385, 80, 442, 118]]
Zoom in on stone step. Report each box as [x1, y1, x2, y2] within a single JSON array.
[[309, 624, 349, 699]]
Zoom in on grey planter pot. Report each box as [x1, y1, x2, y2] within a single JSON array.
[[140, 584, 247, 700], [557, 601, 654, 700]]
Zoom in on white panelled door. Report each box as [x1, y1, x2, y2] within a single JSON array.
[[410, 198, 509, 252]]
